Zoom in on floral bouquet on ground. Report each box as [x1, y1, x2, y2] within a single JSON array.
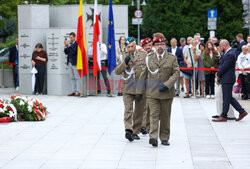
[[0, 99, 17, 123], [10, 95, 48, 121]]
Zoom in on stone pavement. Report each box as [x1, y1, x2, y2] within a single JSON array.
[[0, 89, 250, 169]]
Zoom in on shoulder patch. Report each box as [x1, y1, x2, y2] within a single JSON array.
[[138, 50, 147, 55], [148, 52, 155, 56], [167, 53, 177, 60]]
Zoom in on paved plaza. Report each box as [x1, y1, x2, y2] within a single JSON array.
[[0, 89, 250, 169]]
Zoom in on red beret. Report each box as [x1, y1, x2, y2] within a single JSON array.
[[153, 36, 165, 45], [141, 37, 152, 47]]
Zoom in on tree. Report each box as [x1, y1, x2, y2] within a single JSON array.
[[0, 0, 21, 42], [0, 18, 17, 42], [139, 0, 248, 43], [0, 0, 21, 19]]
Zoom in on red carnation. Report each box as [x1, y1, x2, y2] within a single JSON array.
[[35, 101, 39, 106], [8, 107, 12, 111], [0, 104, 3, 108], [34, 109, 40, 114], [37, 116, 41, 121]]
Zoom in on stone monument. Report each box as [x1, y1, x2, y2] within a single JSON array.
[[18, 4, 128, 95]]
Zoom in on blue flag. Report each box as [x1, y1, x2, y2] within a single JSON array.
[[107, 0, 116, 75]]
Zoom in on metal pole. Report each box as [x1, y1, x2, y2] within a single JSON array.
[[80, 70, 85, 97], [110, 72, 113, 97], [248, 0, 250, 34], [0, 62, 6, 88], [193, 66, 196, 98], [137, 0, 140, 45]]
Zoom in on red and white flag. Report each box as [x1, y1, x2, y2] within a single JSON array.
[[93, 0, 101, 77]]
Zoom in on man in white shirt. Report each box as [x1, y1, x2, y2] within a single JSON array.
[[88, 42, 111, 96], [194, 33, 201, 49], [183, 37, 193, 94], [183, 37, 192, 56], [237, 45, 250, 100]]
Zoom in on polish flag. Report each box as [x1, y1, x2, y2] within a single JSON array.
[[76, 0, 88, 77], [93, 0, 101, 77]]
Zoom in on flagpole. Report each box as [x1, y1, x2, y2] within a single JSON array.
[[95, 32, 98, 96], [96, 75, 98, 96], [81, 70, 84, 97], [110, 71, 113, 97]]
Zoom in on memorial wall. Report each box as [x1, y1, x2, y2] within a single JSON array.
[[18, 4, 128, 95]]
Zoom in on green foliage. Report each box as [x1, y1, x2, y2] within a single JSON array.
[[10, 98, 36, 121], [0, 0, 248, 44], [10, 98, 45, 121], [0, 18, 17, 39], [0, 34, 17, 49], [0, 64, 12, 70], [0, 0, 20, 40], [0, 0, 22, 19], [25, 0, 122, 5], [137, 0, 248, 43]]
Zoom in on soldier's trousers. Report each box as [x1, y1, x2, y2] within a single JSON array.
[[148, 98, 173, 141], [123, 93, 145, 134], [142, 99, 150, 130]]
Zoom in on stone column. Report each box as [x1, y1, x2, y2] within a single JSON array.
[[18, 5, 49, 95]]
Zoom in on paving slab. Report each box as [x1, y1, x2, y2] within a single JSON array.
[[0, 88, 250, 169]]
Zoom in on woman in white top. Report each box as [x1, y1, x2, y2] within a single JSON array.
[[237, 45, 250, 100], [116, 36, 126, 96], [183, 39, 201, 98]]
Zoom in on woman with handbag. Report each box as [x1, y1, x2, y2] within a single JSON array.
[[202, 41, 219, 99], [183, 39, 201, 98]]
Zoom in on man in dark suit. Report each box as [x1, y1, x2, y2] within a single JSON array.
[[213, 40, 248, 122], [64, 32, 81, 97], [236, 33, 247, 59], [9, 39, 19, 90], [168, 38, 184, 96]]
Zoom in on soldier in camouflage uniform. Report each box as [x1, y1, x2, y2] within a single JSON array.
[[115, 37, 147, 141], [136, 36, 179, 147]]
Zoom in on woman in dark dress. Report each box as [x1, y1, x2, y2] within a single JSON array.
[[31, 43, 48, 95], [197, 43, 206, 97]]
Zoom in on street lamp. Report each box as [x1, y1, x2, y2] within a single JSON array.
[[136, 0, 147, 45], [141, 0, 147, 6], [131, 0, 135, 6]]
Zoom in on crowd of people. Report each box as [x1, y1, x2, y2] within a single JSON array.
[[115, 33, 250, 100], [7, 31, 249, 147], [115, 32, 249, 147], [8, 32, 250, 100]]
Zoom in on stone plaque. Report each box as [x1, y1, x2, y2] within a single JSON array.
[[47, 31, 60, 73]]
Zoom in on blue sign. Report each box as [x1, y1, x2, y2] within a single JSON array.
[[208, 9, 217, 18]]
